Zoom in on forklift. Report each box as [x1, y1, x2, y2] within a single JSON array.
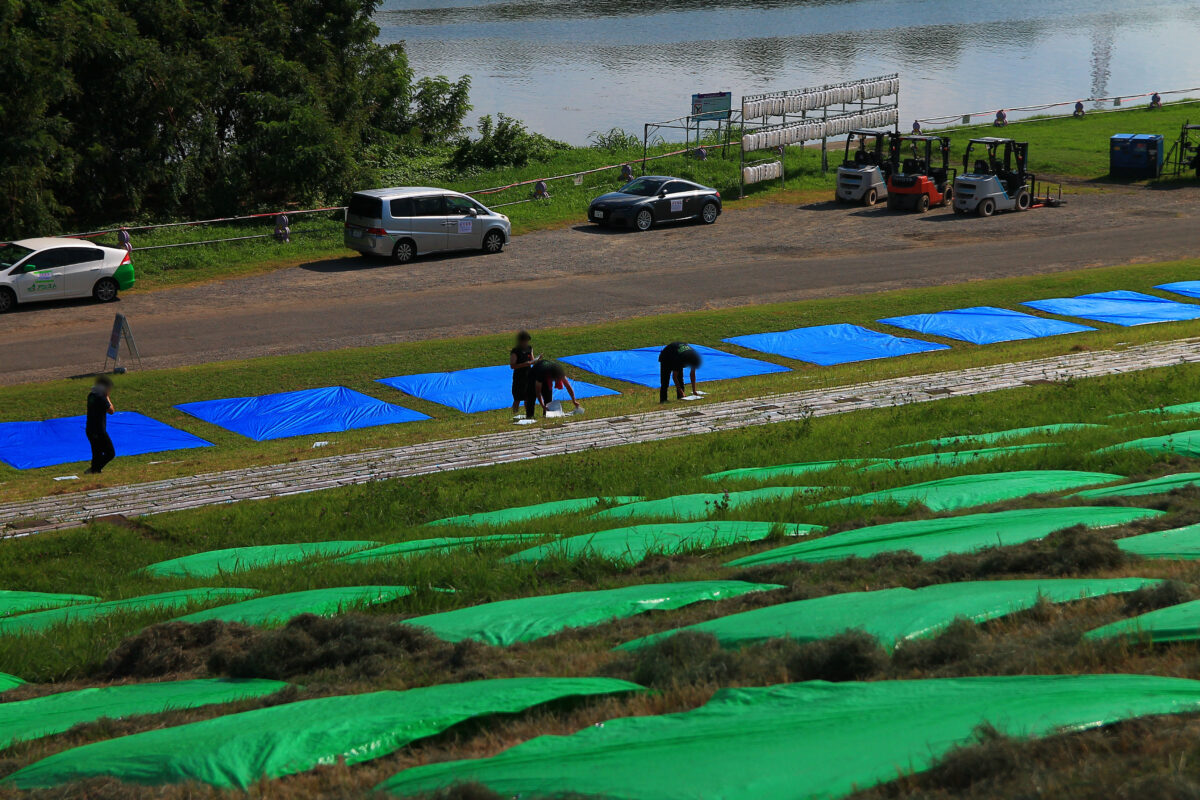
[[953, 138, 1041, 216], [1166, 122, 1200, 177], [885, 134, 955, 212], [835, 129, 892, 206]]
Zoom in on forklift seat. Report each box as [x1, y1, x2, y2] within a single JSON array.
[[974, 159, 990, 174]]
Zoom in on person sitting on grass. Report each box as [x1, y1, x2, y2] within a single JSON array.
[[1073, 100, 1086, 118], [658, 342, 703, 403], [1151, 92, 1163, 110], [993, 109, 1008, 127], [525, 358, 579, 419], [911, 120, 922, 134]]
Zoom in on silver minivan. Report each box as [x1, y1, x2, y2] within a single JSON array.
[[343, 187, 511, 263]]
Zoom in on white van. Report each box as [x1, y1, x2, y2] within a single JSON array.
[[344, 187, 511, 264], [0, 237, 134, 313]]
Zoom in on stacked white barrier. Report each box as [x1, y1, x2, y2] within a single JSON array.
[[742, 107, 897, 152], [742, 160, 784, 184]]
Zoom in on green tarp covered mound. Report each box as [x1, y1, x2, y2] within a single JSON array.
[[591, 488, 822, 522], [703, 460, 868, 483], [0, 673, 23, 693], [1087, 599, 1200, 643], [140, 541, 380, 578], [893, 424, 1102, 451], [0, 590, 97, 617], [376, 675, 1200, 800], [726, 506, 1161, 567], [174, 586, 413, 627], [4, 677, 644, 790], [403, 581, 782, 646], [824, 470, 1121, 513], [1104, 430, 1200, 458], [505, 522, 822, 566], [1072, 472, 1200, 499], [862, 443, 1058, 472], [1117, 524, 1200, 560], [620, 578, 1160, 652], [1125, 401, 1200, 418], [0, 678, 288, 750], [0, 589, 259, 636], [427, 497, 644, 527], [336, 535, 548, 564]]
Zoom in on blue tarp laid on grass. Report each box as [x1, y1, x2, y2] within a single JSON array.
[[378, 366, 618, 414], [1156, 282, 1200, 300], [724, 323, 948, 366], [1022, 291, 1200, 327], [0, 413, 212, 470], [879, 306, 1094, 345], [176, 387, 429, 441], [560, 345, 788, 388]]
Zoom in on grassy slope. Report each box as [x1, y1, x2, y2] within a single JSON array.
[[95, 100, 1200, 291], [4, 257, 1200, 502]]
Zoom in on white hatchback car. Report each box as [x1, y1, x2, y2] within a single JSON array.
[[0, 237, 134, 313]]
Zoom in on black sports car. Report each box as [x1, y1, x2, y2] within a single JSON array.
[[588, 176, 721, 231]]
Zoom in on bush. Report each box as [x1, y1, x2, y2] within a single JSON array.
[[451, 114, 570, 173], [588, 127, 642, 151]]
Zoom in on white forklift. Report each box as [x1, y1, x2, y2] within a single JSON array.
[[835, 129, 892, 206], [953, 137, 1055, 216]]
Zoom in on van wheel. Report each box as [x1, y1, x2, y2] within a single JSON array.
[[393, 239, 416, 264], [482, 230, 505, 254], [0, 288, 14, 313], [977, 198, 996, 217], [92, 278, 119, 303], [863, 188, 878, 207], [635, 209, 654, 231], [1015, 189, 1032, 211], [916, 194, 930, 213]]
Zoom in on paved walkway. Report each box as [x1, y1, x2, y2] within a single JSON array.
[[3, 338, 1198, 536]]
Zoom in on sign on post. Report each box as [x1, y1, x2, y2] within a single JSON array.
[[103, 313, 141, 373], [691, 91, 733, 121]]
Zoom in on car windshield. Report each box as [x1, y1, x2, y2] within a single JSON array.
[[0, 243, 34, 271], [619, 178, 666, 197]]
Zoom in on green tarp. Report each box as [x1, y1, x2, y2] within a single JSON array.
[[726, 506, 1161, 567], [336, 535, 548, 564], [862, 443, 1058, 472], [140, 541, 380, 578], [427, 497, 644, 527], [0, 678, 288, 750], [1125, 401, 1200, 417], [591, 488, 822, 522], [5, 677, 643, 790], [0, 589, 259, 636], [619, 578, 1161, 652], [505, 522, 823, 566], [824, 471, 1122, 513], [403, 581, 782, 646], [0, 673, 23, 693], [894, 424, 1102, 450], [703, 460, 868, 483], [376, 675, 1200, 800], [1117, 524, 1200, 560], [1087, 598, 1200, 643], [0, 590, 97, 617], [1072, 472, 1200, 499], [174, 586, 413, 627], [1104, 430, 1200, 458]]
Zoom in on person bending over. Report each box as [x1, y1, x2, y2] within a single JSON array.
[[509, 330, 535, 414], [658, 342, 703, 403], [525, 358, 579, 419], [85, 376, 116, 474]]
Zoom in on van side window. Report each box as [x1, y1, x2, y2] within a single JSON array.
[[411, 196, 445, 217], [389, 198, 413, 217], [445, 195, 478, 215]]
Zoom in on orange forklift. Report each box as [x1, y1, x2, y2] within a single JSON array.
[[885, 134, 956, 212]]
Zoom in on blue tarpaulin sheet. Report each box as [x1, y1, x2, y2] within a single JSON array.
[[879, 306, 1094, 345], [0, 412, 211, 470], [176, 387, 429, 441], [1022, 291, 1200, 327], [1156, 282, 1200, 300], [378, 366, 618, 414], [560, 345, 788, 388], [724, 323, 948, 366]]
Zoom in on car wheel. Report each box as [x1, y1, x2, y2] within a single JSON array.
[[482, 230, 505, 253], [635, 209, 654, 231], [92, 278, 119, 303], [863, 188, 878, 207], [0, 287, 14, 313], [916, 194, 930, 213], [1015, 189, 1032, 211], [977, 198, 996, 217], [700, 202, 719, 224], [393, 239, 416, 264]]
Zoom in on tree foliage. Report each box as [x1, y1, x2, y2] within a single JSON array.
[[0, 0, 472, 237], [451, 114, 569, 173]]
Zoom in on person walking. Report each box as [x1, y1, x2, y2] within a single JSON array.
[[510, 330, 535, 415], [658, 342, 703, 403], [84, 376, 116, 474], [525, 358, 579, 420]]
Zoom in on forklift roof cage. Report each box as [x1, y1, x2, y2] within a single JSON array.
[[843, 129, 891, 167]]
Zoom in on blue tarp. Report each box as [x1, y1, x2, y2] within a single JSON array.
[[724, 323, 948, 366], [0, 412, 212, 470], [377, 366, 618, 414], [176, 387, 430, 441], [879, 306, 1094, 345], [560, 345, 788, 388], [1157, 282, 1200, 300], [1022, 291, 1200, 327]]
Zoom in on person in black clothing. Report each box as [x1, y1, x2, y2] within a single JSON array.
[[525, 358, 579, 419], [84, 376, 115, 474], [658, 342, 703, 403], [509, 330, 534, 414]]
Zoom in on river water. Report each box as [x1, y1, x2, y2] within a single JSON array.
[[376, 0, 1200, 144]]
